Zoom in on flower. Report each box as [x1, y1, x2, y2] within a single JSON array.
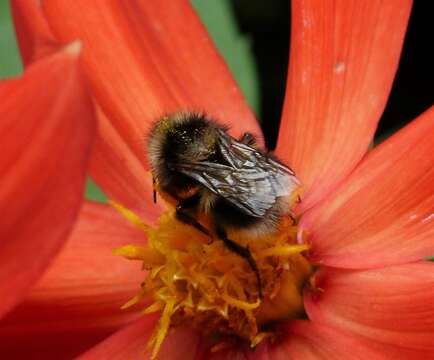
[[2, 0, 434, 359]]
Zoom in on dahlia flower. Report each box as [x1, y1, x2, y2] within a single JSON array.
[[1, 1, 433, 359]]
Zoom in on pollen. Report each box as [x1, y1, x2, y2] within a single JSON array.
[[113, 202, 312, 359]]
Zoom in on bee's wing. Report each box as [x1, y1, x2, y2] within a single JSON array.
[[176, 131, 300, 217]]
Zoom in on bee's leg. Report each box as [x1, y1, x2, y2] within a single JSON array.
[[239, 132, 256, 146], [175, 194, 211, 237], [216, 226, 263, 298]]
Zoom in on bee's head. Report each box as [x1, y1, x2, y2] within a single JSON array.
[[149, 112, 218, 162], [147, 112, 221, 188]]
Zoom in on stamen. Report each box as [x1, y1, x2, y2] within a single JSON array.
[[109, 200, 151, 233], [221, 293, 261, 311], [260, 244, 309, 258], [149, 298, 175, 360], [113, 244, 165, 265]]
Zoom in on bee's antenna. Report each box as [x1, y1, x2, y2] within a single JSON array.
[[152, 177, 157, 204]]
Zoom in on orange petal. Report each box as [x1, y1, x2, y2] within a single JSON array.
[[0, 202, 145, 358], [88, 107, 164, 219], [78, 315, 202, 360], [303, 106, 434, 269], [42, 0, 262, 172], [305, 263, 434, 355], [0, 46, 95, 319], [276, 0, 412, 210], [11, 0, 58, 65]]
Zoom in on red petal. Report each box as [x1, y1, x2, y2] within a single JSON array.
[[305, 263, 434, 354], [0, 202, 145, 359], [89, 108, 164, 219], [11, 0, 58, 65], [0, 46, 95, 318], [42, 0, 262, 174], [260, 320, 387, 360], [78, 315, 202, 360], [303, 107, 434, 268], [276, 0, 412, 210]]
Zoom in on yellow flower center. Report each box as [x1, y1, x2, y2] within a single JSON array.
[[112, 199, 312, 359]]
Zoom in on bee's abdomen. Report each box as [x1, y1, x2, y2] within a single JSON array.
[[213, 198, 260, 229], [212, 196, 290, 239]]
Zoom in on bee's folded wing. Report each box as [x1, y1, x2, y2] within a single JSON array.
[[176, 160, 299, 218]]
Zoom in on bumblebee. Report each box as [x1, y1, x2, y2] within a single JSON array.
[[147, 112, 300, 297]]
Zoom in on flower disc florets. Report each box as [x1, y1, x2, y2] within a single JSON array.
[[113, 201, 312, 359]]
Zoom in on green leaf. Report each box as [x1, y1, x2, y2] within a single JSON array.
[[191, 0, 259, 114]]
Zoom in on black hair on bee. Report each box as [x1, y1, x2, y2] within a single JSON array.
[[147, 112, 300, 297]]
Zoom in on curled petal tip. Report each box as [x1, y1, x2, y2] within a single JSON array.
[[63, 40, 82, 56]]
